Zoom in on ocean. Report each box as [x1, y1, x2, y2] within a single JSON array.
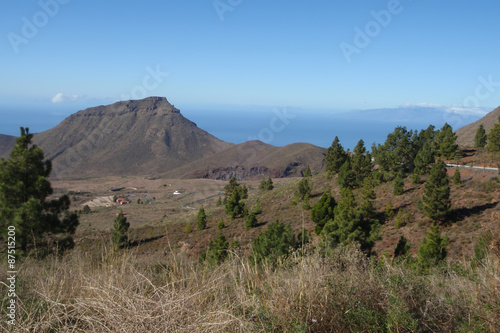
[[0, 105, 482, 151]]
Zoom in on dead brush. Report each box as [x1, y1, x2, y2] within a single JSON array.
[[3, 243, 500, 332]]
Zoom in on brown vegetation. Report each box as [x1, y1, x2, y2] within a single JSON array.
[[2, 243, 499, 332]]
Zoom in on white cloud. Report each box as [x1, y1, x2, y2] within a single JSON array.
[[51, 93, 85, 103], [402, 103, 490, 116]]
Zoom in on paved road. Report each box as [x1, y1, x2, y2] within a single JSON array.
[[446, 163, 499, 172]]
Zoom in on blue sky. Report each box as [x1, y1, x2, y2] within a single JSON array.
[[1, 0, 500, 121]]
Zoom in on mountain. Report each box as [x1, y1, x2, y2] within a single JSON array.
[[1, 97, 326, 180], [0, 134, 16, 158], [166, 140, 326, 180], [32, 97, 234, 179], [336, 106, 484, 126], [455, 106, 500, 147]]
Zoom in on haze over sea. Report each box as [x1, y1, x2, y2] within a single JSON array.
[[0, 102, 484, 150]]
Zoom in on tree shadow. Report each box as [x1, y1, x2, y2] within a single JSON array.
[[450, 201, 498, 223], [256, 221, 268, 228], [128, 235, 164, 248], [376, 203, 411, 225]]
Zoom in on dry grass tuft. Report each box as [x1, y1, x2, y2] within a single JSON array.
[[2, 244, 499, 332]]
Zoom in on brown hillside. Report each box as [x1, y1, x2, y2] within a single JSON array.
[[166, 140, 326, 180], [0, 134, 16, 158], [456, 106, 500, 147], [31, 97, 234, 179]]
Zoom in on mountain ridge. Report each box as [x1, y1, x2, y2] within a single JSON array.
[[1, 97, 326, 180], [0, 134, 16, 157], [455, 106, 500, 147], [31, 97, 234, 179], [167, 140, 326, 180]]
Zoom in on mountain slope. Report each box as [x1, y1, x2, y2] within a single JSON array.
[[168, 140, 326, 180], [0, 134, 16, 158], [455, 106, 500, 147], [32, 97, 234, 179]]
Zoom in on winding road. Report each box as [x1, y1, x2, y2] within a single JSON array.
[[446, 163, 499, 172]]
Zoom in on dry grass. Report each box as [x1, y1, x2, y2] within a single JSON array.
[[2, 244, 499, 332]]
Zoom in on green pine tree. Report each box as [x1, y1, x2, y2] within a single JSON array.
[[411, 172, 421, 185], [112, 211, 130, 250], [303, 165, 312, 177], [259, 177, 274, 191], [419, 160, 451, 222], [474, 124, 487, 148], [372, 126, 420, 176], [325, 136, 348, 175], [351, 139, 373, 185], [487, 115, 500, 152], [322, 187, 378, 252], [266, 177, 274, 190], [245, 213, 258, 230], [200, 233, 229, 265], [337, 158, 356, 189], [385, 200, 395, 220], [253, 199, 263, 214], [310, 189, 336, 235], [413, 142, 435, 175], [250, 220, 296, 264], [217, 219, 225, 230], [394, 209, 406, 228], [224, 177, 248, 200], [225, 187, 247, 219], [393, 172, 404, 196], [0, 127, 79, 254], [435, 123, 459, 159], [197, 206, 207, 230], [295, 177, 312, 200], [417, 224, 448, 270], [301, 194, 311, 210], [453, 167, 462, 185], [216, 196, 222, 207]]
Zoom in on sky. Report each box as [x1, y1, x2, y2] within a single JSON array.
[[1, 0, 500, 134]]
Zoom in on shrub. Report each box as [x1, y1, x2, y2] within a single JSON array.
[[253, 199, 263, 214], [310, 189, 336, 235], [453, 167, 462, 185], [419, 160, 451, 222], [417, 224, 448, 270], [394, 209, 406, 228], [200, 233, 229, 265], [393, 172, 404, 195], [385, 200, 395, 220], [250, 220, 296, 264], [112, 211, 130, 251], [301, 195, 310, 210], [259, 177, 274, 191], [83, 205, 91, 214], [196, 206, 207, 230], [184, 222, 192, 234], [295, 178, 312, 200], [0, 127, 79, 255], [245, 213, 257, 230]]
